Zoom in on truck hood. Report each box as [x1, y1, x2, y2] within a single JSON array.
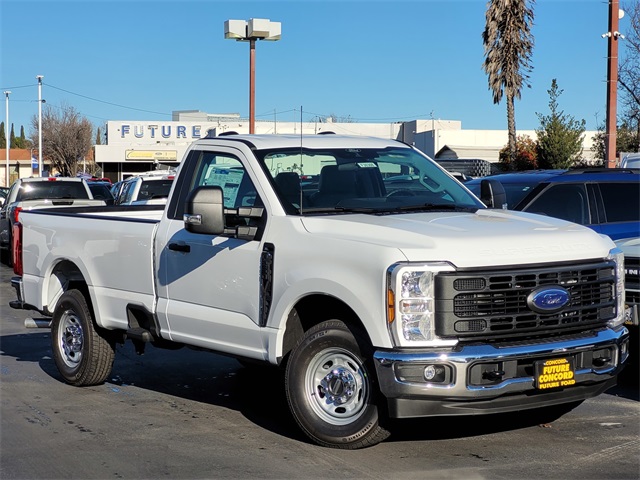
[[300, 209, 615, 268]]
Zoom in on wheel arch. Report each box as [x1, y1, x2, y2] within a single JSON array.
[[42, 259, 92, 317], [279, 293, 372, 366]]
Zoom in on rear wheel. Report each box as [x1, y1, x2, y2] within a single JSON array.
[[285, 320, 390, 449], [51, 289, 115, 386]]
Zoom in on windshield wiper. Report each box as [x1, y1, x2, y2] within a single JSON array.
[[392, 203, 478, 213], [300, 206, 380, 215], [301, 204, 478, 216]]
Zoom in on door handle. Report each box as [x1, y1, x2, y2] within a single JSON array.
[[168, 242, 191, 253]]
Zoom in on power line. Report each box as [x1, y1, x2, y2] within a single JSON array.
[[46, 83, 172, 117], [4, 80, 435, 125], [0, 83, 36, 90]]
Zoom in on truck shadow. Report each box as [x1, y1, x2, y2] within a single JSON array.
[[1, 332, 637, 447]]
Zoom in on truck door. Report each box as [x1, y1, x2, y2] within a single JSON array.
[[155, 147, 268, 358]]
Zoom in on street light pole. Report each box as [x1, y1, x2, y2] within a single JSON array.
[[224, 18, 281, 135], [249, 38, 256, 133], [4, 90, 10, 187], [37, 75, 44, 176]]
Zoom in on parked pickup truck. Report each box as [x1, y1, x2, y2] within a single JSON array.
[[10, 134, 629, 449], [113, 170, 176, 206], [0, 176, 106, 265]]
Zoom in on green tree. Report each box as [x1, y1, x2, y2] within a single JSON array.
[[498, 135, 538, 171], [535, 79, 586, 169], [95, 127, 102, 145], [13, 125, 27, 149], [592, 122, 640, 165], [30, 103, 94, 176], [0, 121, 5, 149], [9, 123, 16, 148], [482, 0, 535, 164]]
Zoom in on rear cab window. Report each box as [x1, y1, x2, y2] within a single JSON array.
[[16, 181, 89, 201]]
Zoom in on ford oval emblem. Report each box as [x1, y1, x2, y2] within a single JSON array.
[[527, 287, 571, 313]]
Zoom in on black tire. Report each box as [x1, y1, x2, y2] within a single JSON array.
[[51, 289, 115, 386], [285, 320, 390, 449]]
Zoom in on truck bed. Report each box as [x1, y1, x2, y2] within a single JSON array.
[[19, 205, 164, 329]]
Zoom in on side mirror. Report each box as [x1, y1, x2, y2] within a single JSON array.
[[184, 186, 225, 235], [480, 179, 507, 209]]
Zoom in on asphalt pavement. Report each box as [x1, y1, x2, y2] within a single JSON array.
[[1, 262, 638, 480]]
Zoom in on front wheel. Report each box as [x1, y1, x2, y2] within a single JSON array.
[[51, 289, 115, 386], [285, 320, 390, 449]]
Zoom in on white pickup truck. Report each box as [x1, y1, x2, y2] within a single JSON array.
[[0, 176, 106, 265], [10, 134, 629, 449]]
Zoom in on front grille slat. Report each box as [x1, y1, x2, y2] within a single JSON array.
[[436, 260, 617, 342]]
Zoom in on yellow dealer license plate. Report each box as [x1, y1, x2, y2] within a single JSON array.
[[535, 357, 576, 390]]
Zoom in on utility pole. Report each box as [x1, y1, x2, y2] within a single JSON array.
[[605, 1, 621, 168], [37, 75, 44, 177], [4, 91, 10, 187]]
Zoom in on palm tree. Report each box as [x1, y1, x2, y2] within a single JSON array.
[[482, 0, 535, 165]]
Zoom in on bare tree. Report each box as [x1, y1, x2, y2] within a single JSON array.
[[30, 103, 93, 176], [482, 0, 535, 163], [619, 1, 640, 147]]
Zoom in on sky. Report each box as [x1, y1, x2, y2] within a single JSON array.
[[0, 0, 633, 137]]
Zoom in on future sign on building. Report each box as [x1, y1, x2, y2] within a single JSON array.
[[106, 121, 216, 145]]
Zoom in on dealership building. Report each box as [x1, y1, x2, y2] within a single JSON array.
[[90, 110, 597, 181]]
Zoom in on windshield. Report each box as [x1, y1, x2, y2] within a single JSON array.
[[257, 146, 483, 214], [16, 181, 89, 201], [138, 179, 173, 200]]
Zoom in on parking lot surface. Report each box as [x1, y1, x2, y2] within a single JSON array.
[[1, 262, 638, 480]]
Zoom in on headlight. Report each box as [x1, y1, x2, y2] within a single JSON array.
[[387, 263, 457, 347], [608, 248, 626, 328]]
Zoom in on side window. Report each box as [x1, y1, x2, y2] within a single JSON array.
[[190, 151, 258, 209], [600, 182, 640, 222], [120, 181, 135, 204], [525, 183, 590, 225]]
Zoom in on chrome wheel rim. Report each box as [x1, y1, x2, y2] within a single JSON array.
[[304, 347, 368, 426], [58, 309, 84, 369]]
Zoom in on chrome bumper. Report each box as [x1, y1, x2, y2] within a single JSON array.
[[373, 327, 629, 418]]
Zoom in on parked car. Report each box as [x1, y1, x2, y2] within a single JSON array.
[[621, 153, 640, 169], [615, 236, 639, 382], [0, 177, 106, 264], [113, 171, 176, 206], [0, 186, 9, 207], [87, 181, 115, 206], [465, 169, 640, 240]]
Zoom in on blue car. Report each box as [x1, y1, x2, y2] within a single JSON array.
[[465, 168, 640, 241]]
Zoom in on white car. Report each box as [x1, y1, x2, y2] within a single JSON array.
[[615, 237, 639, 326], [621, 153, 640, 169], [114, 171, 176, 205]]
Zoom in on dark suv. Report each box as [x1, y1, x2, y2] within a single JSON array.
[[465, 169, 640, 240]]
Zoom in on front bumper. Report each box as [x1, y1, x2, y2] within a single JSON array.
[[373, 327, 629, 418]]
